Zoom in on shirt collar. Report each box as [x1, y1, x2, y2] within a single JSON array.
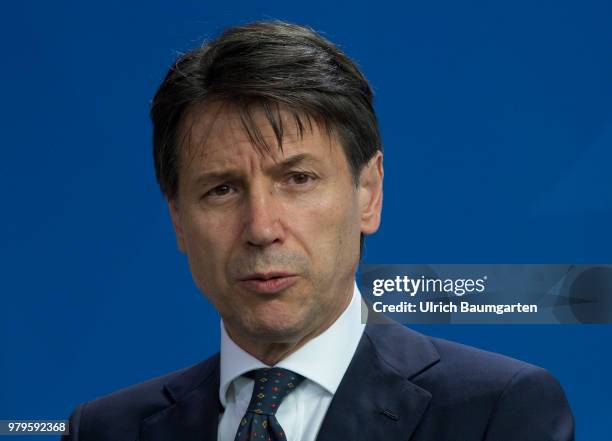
[[219, 282, 366, 407]]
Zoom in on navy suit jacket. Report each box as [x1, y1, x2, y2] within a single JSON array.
[[63, 322, 574, 440]]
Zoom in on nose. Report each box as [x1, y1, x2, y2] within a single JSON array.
[[241, 183, 285, 247]]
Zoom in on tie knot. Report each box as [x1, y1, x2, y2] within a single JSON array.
[[246, 367, 304, 416]]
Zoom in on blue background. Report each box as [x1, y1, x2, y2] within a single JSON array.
[[1, 0, 610, 439]]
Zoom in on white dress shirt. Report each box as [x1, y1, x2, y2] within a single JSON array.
[[217, 282, 366, 441]]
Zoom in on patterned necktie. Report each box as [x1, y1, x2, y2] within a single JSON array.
[[234, 367, 305, 441]]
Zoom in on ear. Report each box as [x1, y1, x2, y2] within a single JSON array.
[[358, 151, 383, 235], [168, 198, 187, 253]]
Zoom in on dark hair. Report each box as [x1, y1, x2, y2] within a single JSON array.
[[151, 21, 382, 256], [151, 20, 381, 199]]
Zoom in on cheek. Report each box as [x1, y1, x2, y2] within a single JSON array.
[[291, 187, 360, 259], [181, 213, 238, 285]]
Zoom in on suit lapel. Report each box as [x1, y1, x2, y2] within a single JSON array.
[[139, 354, 221, 441], [138, 319, 440, 441], [315, 322, 440, 441]]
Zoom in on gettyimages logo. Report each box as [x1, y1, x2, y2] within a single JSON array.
[[371, 275, 487, 297], [360, 264, 612, 324]]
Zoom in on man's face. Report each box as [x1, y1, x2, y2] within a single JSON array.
[[169, 104, 383, 350]]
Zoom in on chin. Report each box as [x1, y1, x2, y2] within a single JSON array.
[[245, 316, 308, 342]]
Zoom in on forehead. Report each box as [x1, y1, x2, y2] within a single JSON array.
[[178, 102, 340, 167]]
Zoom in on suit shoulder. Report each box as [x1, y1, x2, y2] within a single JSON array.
[[368, 323, 556, 394], [425, 336, 573, 439], [364, 324, 572, 438], [84, 364, 186, 412], [422, 334, 560, 401], [430, 335, 537, 376], [365, 322, 539, 380], [69, 353, 219, 440]]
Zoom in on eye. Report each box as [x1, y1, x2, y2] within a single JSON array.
[[204, 183, 234, 198], [287, 172, 314, 185]]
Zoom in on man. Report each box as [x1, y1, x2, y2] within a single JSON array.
[[63, 21, 574, 440]]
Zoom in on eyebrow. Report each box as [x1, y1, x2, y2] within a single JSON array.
[[192, 153, 321, 187], [269, 153, 319, 173]]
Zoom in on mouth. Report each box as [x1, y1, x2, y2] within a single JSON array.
[[237, 272, 299, 294]]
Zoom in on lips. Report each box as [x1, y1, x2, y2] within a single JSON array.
[[238, 273, 299, 294]]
